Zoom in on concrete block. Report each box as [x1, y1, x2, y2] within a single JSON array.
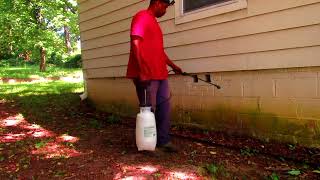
[[258, 69, 290, 79], [290, 70, 317, 79], [317, 72, 320, 97], [293, 98, 320, 119], [275, 78, 317, 98], [200, 97, 231, 112], [180, 95, 203, 112], [243, 79, 274, 97], [214, 79, 242, 97], [188, 84, 204, 96], [260, 98, 297, 117]]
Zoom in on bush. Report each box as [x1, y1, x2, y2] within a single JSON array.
[[48, 52, 64, 66], [64, 54, 82, 68], [0, 53, 82, 69], [0, 58, 29, 67]]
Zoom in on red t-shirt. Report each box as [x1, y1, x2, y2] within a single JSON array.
[[126, 10, 168, 80]]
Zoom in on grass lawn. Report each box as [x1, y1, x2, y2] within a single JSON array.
[[0, 66, 84, 118], [0, 81, 84, 99], [0, 65, 82, 79]]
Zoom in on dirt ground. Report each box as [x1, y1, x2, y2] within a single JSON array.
[[0, 95, 319, 179]]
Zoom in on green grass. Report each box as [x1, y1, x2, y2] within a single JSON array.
[[0, 65, 84, 119], [0, 80, 84, 124], [0, 65, 82, 79], [0, 81, 84, 99]]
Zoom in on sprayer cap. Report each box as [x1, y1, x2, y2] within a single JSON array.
[[140, 106, 152, 112]]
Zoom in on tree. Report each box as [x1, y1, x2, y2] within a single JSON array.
[[0, 0, 80, 70]]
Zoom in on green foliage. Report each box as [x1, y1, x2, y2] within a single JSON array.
[[64, 54, 82, 68], [54, 170, 66, 177], [265, 172, 280, 180], [107, 114, 122, 124], [288, 144, 296, 151], [0, 155, 5, 162], [240, 147, 259, 156], [35, 140, 47, 149], [152, 172, 162, 178], [0, 0, 79, 65], [287, 169, 301, 176], [89, 119, 101, 129], [1, 53, 82, 68], [0, 58, 29, 67], [206, 163, 219, 174], [202, 162, 228, 178], [312, 169, 320, 174], [48, 52, 64, 66]]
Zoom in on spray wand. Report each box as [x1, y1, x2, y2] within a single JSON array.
[[181, 72, 221, 89]]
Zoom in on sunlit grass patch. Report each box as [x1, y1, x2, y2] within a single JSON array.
[[0, 81, 84, 122], [0, 65, 82, 79], [0, 81, 84, 99]]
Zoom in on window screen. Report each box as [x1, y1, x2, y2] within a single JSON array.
[[183, 0, 233, 13]]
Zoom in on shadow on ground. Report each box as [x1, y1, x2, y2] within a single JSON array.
[[0, 93, 319, 179]]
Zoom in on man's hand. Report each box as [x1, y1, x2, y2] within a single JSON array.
[[171, 65, 183, 74]]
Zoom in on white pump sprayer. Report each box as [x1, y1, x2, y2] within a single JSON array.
[[136, 89, 157, 151]]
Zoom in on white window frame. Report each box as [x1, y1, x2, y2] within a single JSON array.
[[174, 0, 248, 24]]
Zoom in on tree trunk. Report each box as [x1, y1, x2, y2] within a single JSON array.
[[39, 47, 46, 72], [25, 51, 31, 61], [8, 27, 13, 55], [64, 25, 72, 54]]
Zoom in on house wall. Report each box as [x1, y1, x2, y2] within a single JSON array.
[[78, 0, 320, 147]]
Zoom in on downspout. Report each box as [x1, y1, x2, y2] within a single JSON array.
[[80, 70, 88, 100]]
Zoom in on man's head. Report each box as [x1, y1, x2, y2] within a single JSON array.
[[149, 0, 175, 18]]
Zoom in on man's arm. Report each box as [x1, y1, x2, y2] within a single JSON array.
[[165, 53, 183, 74], [131, 35, 150, 81]]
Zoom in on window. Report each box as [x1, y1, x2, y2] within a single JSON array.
[[183, 0, 233, 13], [174, 0, 247, 24]]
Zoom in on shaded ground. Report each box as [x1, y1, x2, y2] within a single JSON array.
[[0, 93, 320, 179]]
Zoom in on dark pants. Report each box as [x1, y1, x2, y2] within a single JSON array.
[[133, 79, 171, 146]]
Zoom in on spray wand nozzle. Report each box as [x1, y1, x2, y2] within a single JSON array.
[[181, 72, 221, 89]]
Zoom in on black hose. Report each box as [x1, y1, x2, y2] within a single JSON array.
[[181, 72, 221, 89], [157, 71, 222, 107]]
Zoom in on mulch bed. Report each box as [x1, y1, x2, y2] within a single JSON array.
[[0, 98, 319, 179]]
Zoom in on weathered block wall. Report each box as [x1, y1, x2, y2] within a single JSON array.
[[87, 67, 320, 147], [79, 0, 320, 148]]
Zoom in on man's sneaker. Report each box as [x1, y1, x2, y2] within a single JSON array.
[[157, 142, 178, 153]]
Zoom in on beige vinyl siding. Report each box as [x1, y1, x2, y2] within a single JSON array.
[[77, 0, 87, 5], [80, 0, 320, 37], [82, 46, 320, 70], [79, 0, 320, 79], [82, 3, 320, 51], [84, 46, 320, 79], [78, 0, 111, 13], [82, 24, 320, 59], [79, 0, 138, 23], [82, 24, 320, 69]]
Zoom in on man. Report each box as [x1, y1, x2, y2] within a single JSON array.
[[126, 0, 182, 152]]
